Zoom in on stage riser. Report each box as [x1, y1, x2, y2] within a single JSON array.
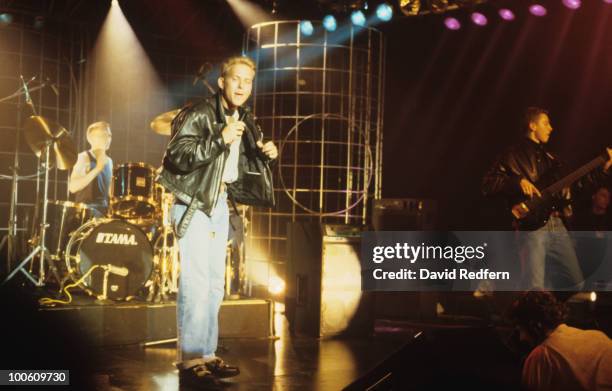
[[39, 300, 274, 346]]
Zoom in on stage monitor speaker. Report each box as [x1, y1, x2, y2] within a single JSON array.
[[286, 222, 372, 337], [371, 199, 438, 321], [372, 198, 437, 230], [344, 327, 521, 390]]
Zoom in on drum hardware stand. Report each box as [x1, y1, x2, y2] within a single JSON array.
[[225, 205, 249, 300], [148, 193, 179, 303], [2, 141, 54, 287], [0, 75, 45, 275]]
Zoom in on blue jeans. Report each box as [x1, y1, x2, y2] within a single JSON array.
[[172, 192, 229, 362], [520, 216, 584, 290]]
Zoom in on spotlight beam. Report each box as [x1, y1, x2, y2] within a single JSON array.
[[226, 0, 272, 29]]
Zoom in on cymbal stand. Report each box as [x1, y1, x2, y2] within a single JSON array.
[[2, 140, 53, 286], [0, 76, 44, 275], [149, 193, 179, 302]]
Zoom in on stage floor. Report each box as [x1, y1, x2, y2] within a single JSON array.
[[91, 306, 403, 390]]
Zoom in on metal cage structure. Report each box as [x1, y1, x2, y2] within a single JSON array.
[[243, 20, 384, 291]]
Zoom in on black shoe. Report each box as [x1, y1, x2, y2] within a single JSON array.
[[179, 365, 221, 389], [204, 358, 240, 379]]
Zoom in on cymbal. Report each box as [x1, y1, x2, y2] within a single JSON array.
[[150, 109, 180, 136], [24, 116, 77, 170]]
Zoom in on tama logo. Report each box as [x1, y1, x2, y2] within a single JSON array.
[[96, 232, 138, 246]]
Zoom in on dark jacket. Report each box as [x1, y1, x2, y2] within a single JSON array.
[[482, 137, 608, 228], [158, 92, 273, 218], [482, 138, 563, 199]]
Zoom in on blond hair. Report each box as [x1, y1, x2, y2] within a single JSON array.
[[86, 121, 111, 136], [221, 56, 256, 77], [86, 121, 111, 146]]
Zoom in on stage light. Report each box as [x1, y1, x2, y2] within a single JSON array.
[[590, 291, 597, 302], [376, 3, 394, 22], [498, 8, 515, 21], [300, 20, 314, 36], [399, 0, 420, 16], [444, 16, 461, 30], [471, 12, 487, 26], [562, 0, 581, 9], [429, 0, 449, 13], [351, 10, 366, 26], [268, 276, 285, 295], [529, 4, 547, 16], [0, 13, 13, 25], [323, 14, 337, 31], [226, 0, 271, 28], [605, 0, 612, 4], [91, 0, 165, 113]]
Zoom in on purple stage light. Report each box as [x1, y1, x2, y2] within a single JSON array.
[[604, 0, 612, 4], [471, 12, 488, 26], [498, 8, 515, 21], [529, 4, 547, 16], [562, 0, 581, 9], [444, 17, 461, 30]]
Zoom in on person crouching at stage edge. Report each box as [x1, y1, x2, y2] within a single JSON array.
[[157, 55, 278, 388], [508, 290, 612, 391], [68, 121, 113, 217]]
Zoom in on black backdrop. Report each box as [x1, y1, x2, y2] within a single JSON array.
[[1, 0, 611, 230]]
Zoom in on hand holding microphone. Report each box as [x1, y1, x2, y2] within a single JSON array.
[[222, 116, 245, 145], [257, 140, 278, 159]]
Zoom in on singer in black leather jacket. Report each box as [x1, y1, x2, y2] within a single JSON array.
[[158, 92, 275, 219], [159, 56, 277, 387]]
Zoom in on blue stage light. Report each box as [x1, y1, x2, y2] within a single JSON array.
[[376, 3, 394, 22], [351, 10, 366, 27], [322, 14, 337, 32], [0, 13, 13, 25], [300, 20, 314, 36]]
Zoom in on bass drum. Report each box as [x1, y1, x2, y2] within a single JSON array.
[[65, 219, 154, 300], [41, 200, 95, 260]]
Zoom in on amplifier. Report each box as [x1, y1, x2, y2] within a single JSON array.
[[285, 222, 372, 337], [372, 198, 438, 230]]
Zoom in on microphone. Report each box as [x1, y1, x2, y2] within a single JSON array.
[[239, 105, 250, 121], [20, 75, 33, 105], [105, 264, 129, 277]]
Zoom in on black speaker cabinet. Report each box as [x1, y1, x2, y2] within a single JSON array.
[[372, 198, 437, 230], [285, 222, 372, 337]]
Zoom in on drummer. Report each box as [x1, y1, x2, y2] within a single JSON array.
[[68, 121, 113, 217]]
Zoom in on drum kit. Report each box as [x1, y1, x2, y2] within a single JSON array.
[[3, 99, 249, 303], [2, 109, 184, 303]]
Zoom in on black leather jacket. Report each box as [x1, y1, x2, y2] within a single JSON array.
[[482, 138, 562, 199], [482, 137, 608, 216], [158, 92, 272, 217]]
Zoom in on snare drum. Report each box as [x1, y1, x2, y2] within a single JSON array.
[[111, 162, 159, 225], [43, 200, 95, 260], [65, 219, 154, 300]]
